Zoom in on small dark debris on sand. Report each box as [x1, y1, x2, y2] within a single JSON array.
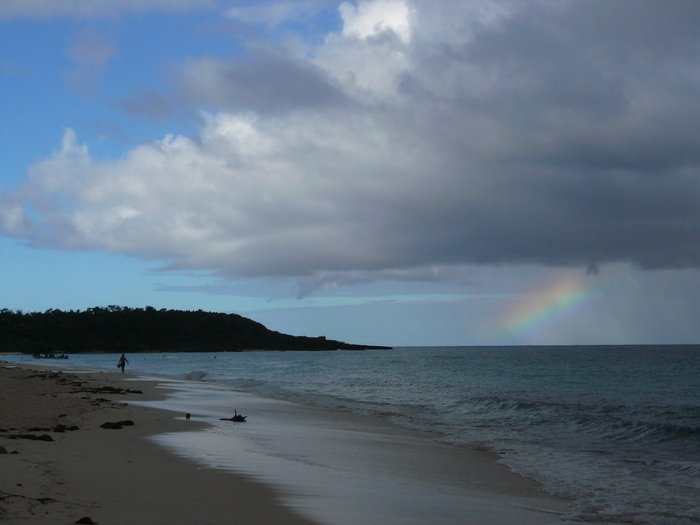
[[220, 410, 247, 422], [7, 434, 55, 442], [25, 424, 80, 433], [73, 386, 143, 395], [99, 420, 135, 430], [76, 517, 97, 524], [53, 424, 80, 432]]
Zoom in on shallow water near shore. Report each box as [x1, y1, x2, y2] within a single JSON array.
[[7, 345, 700, 524], [130, 379, 570, 525]]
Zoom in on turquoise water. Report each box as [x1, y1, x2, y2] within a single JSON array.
[[12, 345, 700, 524]]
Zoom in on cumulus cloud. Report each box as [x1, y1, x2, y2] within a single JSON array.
[[3, 0, 700, 288], [339, 0, 412, 43]]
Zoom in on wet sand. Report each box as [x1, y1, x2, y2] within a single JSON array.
[[135, 379, 574, 525]]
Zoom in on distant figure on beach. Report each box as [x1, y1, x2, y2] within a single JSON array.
[[117, 354, 129, 373]]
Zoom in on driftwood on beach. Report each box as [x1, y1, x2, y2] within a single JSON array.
[[220, 410, 247, 422]]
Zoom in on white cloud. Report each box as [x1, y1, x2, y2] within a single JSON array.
[[315, 25, 409, 100], [339, 0, 412, 43], [305, 0, 414, 99], [10, 109, 425, 276]]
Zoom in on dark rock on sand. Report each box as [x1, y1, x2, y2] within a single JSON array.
[[75, 517, 97, 524]]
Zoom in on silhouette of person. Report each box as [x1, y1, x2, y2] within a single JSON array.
[[118, 354, 129, 373]]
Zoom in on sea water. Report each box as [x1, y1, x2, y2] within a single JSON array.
[[12, 345, 700, 524]]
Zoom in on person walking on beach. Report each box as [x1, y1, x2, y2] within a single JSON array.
[[118, 354, 129, 373]]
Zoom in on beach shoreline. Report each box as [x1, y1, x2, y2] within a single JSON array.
[[0, 361, 320, 525], [2, 358, 582, 525]]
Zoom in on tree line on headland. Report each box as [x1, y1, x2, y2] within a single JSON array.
[[0, 306, 390, 354]]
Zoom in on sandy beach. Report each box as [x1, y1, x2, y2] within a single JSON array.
[[1, 359, 575, 525], [0, 362, 320, 525]]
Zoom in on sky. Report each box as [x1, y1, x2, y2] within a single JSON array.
[[1, 0, 700, 347]]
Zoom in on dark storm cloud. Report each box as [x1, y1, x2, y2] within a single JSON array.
[[380, 0, 700, 271]]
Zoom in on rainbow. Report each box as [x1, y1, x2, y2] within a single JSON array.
[[497, 272, 593, 338]]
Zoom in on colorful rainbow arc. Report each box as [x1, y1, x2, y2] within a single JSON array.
[[499, 273, 592, 337]]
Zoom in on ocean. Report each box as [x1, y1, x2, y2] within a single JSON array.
[[10, 345, 700, 524]]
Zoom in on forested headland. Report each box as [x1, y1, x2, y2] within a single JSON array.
[[0, 306, 390, 353]]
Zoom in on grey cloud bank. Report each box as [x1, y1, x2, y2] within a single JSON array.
[[2, 0, 700, 288], [0, 0, 216, 19]]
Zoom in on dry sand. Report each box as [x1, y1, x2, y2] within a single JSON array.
[[0, 362, 320, 525]]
